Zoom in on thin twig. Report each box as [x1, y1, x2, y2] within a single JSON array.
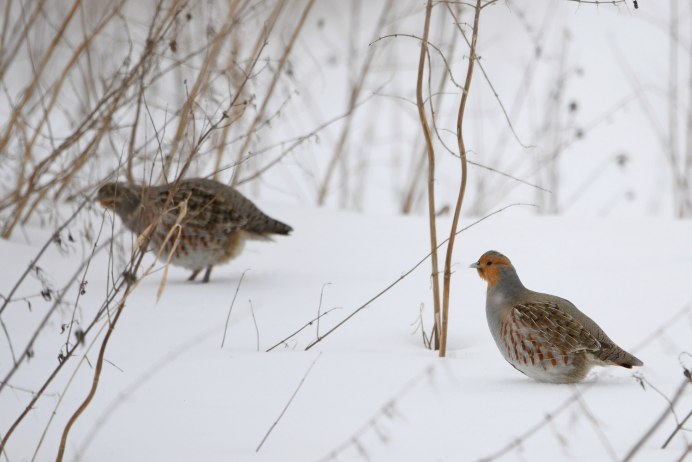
[[55, 284, 134, 461], [439, 0, 482, 357], [266, 307, 342, 352], [63, 209, 108, 358], [73, 325, 220, 459], [445, 3, 530, 149], [234, 89, 382, 185], [249, 299, 260, 352], [0, 316, 17, 365], [221, 269, 250, 348], [0, 199, 89, 318], [32, 312, 111, 462], [317, 0, 394, 205], [0, 238, 118, 453], [255, 352, 322, 452], [416, 0, 442, 351], [564, 0, 627, 5], [316, 283, 331, 340], [305, 203, 534, 350], [231, 0, 314, 185], [622, 376, 691, 462], [662, 410, 692, 449], [371, 33, 464, 89], [317, 363, 436, 462], [574, 388, 619, 462], [634, 372, 686, 430]]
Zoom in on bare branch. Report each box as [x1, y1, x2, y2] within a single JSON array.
[[256, 352, 322, 452], [440, 0, 482, 357], [305, 203, 535, 350], [622, 375, 691, 462], [221, 269, 250, 348], [416, 0, 442, 351]]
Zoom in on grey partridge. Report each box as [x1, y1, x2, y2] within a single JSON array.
[[98, 178, 292, 282], [471, 250, 643, 383]]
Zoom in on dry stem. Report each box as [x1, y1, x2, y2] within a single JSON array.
[[416, 0, 442, 350], [439, 0, 481, 358], [230, 0, 314, 186]]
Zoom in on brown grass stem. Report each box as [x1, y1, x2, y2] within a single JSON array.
[[305, 202, 533, 351], [316, 0, 393, 205], [230, 0, 313, 186], [55, 287, 132, 462], [416, 0, 442, 350], [255, 352, 321, 452], [439, 0, 481, 357]]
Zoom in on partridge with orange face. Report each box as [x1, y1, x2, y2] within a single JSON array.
[[471, 250, 642, 383], [97, 178, 292, 282]]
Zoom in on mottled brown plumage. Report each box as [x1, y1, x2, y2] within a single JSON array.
[[471, 250, 643, 383], [97, 178, 292, 282]]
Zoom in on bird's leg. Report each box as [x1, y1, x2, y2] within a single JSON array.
[[202, 265, 213, 283], [188, 269, 201, 281]]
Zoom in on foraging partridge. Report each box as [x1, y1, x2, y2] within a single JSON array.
[[471, 250, 642, 383], [97, 178, 292, 282]]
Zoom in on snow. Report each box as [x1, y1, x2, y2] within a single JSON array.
[[1, 205, 691, 461], [1, 1, 691, 461]]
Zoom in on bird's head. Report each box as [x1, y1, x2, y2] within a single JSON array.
[[97, 182, 141, 216], [470, 250, 514, 288]]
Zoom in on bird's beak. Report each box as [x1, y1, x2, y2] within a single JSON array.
[[469, 261, 480, 269]]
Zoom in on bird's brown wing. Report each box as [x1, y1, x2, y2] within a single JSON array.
[[513, 301, 601, 354], [153, 184, 247, 233]]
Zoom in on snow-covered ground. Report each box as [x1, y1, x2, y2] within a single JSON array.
[[1, 204, 690, 461]]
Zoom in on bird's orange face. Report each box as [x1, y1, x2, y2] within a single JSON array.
[[470, 251, 512, 288]]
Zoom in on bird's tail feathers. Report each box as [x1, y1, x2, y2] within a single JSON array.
[[614, 349, 643, 369]]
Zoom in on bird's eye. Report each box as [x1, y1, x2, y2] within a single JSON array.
[[486, 261, 493, 266]]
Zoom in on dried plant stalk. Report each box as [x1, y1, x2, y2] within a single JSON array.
[[416, 0, 442, 350], [439, 0, 482, 357], [316, 0, 393, 205], [230, 0, 313, 186]]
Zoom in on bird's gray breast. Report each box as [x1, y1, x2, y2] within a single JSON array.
[[485, 289, 507, 347]]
